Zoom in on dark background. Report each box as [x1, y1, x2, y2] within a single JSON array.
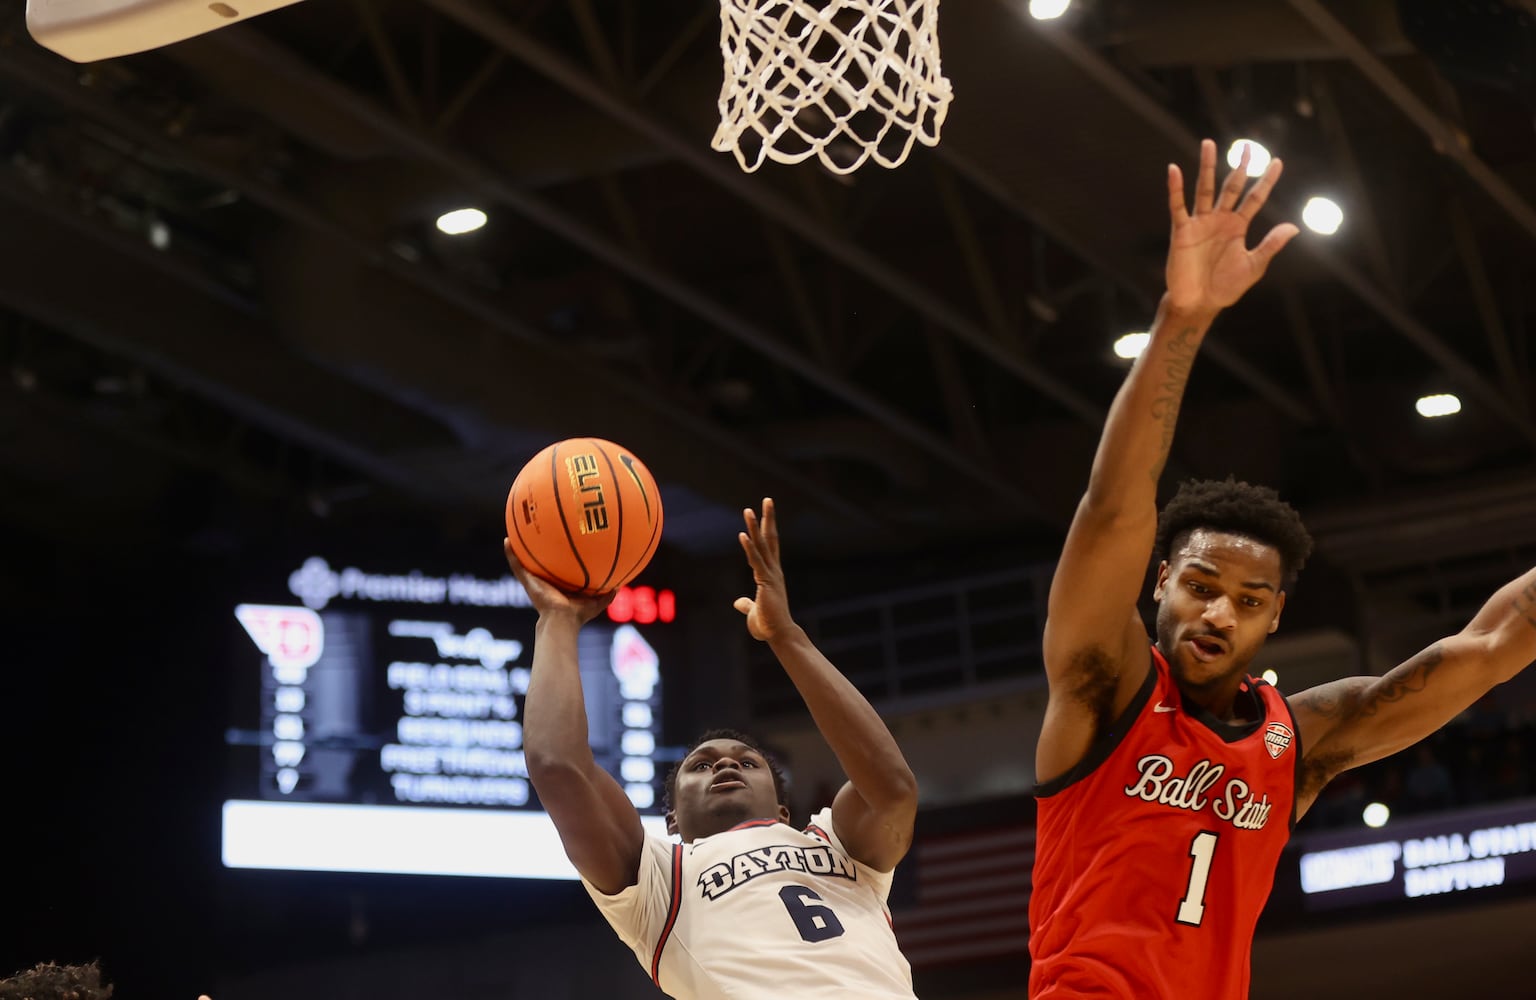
[[6, 1, 1536, 996]]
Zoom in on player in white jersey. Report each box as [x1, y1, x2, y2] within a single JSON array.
[[505, 498, 920, 1000]]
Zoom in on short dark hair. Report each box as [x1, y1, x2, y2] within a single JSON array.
[[0, 962, 113, 1000], [1155, 478, 1313, 584], [663, 727, 790, 812]]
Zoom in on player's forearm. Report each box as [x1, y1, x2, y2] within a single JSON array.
[[523, 612, 600, 775], [1083, 296, 1218, 513], [769, 625, 917, 809], [1305, 570, 1536, 770]]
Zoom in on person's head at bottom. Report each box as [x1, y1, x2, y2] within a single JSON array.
[[0, 962, 112, 1000]]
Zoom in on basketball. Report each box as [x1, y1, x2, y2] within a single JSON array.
[[504, 438, 665, 596]]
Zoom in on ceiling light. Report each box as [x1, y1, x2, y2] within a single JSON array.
[[1113, 332, 1149, 360], [1302, 196, 1344, 235], [1028, 0, 1071, 19], [436, 208, 487, 235], [1261, 669, 1279, 686], [1362, 802, 1390, 829], [1415, 393, 1461, 418], [1225, 139, 1272, 178]]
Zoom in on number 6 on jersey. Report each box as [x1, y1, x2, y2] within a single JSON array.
[[779, 884, 847, 943]]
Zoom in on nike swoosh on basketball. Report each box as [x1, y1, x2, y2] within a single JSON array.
[[1154, 703, 1178, 713]]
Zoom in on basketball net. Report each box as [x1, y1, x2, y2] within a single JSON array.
[[712, 0, 953, 175]]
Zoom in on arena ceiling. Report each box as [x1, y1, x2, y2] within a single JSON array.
[[4, 0, 1536, 627]]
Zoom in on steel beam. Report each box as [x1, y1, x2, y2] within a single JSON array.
[[1284, 0, 1536, 244], [421, 0, 1104, 427], [193, 26, 1039, 510], [0, 45, 876, 525], [1019, 10, 1536, 450]]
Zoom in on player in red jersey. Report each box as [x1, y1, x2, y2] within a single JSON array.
[[1030, 139, 1536, 999]]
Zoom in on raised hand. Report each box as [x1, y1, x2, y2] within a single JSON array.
[[1166, 139, 1299, 315], [503, 540, 615, 624], [733, 498, 795, 642]]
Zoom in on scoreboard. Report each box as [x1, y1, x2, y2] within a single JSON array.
[[221, 553, 672, 879]]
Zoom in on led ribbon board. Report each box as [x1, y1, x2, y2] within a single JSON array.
[[1295, 800, 1536, 910]]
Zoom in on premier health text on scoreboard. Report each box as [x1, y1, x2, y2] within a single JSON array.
[[222, 556, 671, 879]]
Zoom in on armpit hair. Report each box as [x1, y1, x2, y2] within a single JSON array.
[[1299, 747, 1356, 803], [1066, 645, 1122, 733]]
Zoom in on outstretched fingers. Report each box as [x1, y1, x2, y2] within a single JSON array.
[[1250, 222, 1301, 270], [738, 498, 786, 597], [1237, 156, 1285, 221], [738, 526, 764, 572], [1168, 163, 1190, 227], [1215, 143, 1252, 212], [758, 497, 779, 558], [1193, 138, 1218, 214]]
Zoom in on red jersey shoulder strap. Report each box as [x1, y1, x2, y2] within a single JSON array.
[[1251, 678, 1305, 830]]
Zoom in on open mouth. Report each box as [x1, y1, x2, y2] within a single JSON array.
[[1188, 636, 1227, 661], [710, 771, 748, 792]]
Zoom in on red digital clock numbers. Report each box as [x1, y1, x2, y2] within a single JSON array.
[[606, 585, 676, 624]]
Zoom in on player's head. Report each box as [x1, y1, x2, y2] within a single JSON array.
[[664, 728, 790, 841], [1152, 478, 1313, 689], [0, 961, 113, 1000]]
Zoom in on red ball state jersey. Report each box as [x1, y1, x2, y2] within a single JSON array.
[[1029, 646, 1301, 999]]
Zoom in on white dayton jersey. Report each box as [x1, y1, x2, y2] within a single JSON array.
[[583, 808, 915, 999]]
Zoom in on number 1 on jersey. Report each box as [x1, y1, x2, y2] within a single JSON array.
[[1176, 831, 1219, 926]]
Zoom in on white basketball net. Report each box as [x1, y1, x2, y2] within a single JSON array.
[[712, 0, 953, 174]]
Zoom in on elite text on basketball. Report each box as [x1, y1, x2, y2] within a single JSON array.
[[566, 453, 610, 534]]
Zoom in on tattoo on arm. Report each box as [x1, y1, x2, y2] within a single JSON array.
[[1146, 327, 1201, 482], [1357, 644, 1445, 717], [1511, 580, 1536, 631], [1299, 686, 1352, 721]]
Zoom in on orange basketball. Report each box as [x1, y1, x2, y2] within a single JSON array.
[[504, 438, 664, 596]]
